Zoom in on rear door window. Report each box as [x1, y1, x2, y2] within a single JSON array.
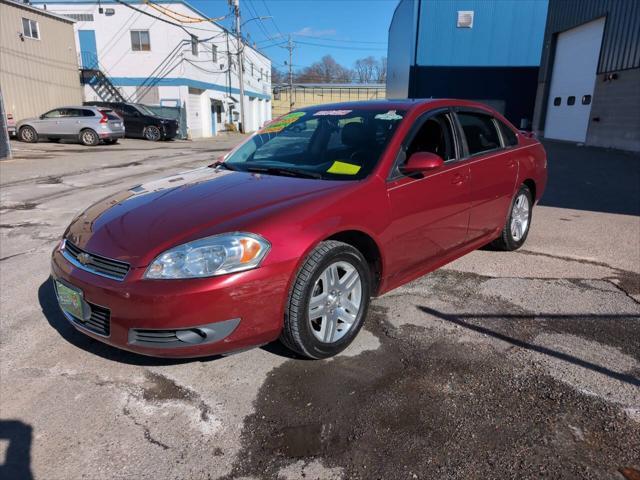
[[457, 111, 501, 155]]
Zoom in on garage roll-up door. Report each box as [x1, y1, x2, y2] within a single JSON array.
[[544, 18, 605, 143]]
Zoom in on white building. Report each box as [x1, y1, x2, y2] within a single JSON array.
[[32, 0, 272, 137]]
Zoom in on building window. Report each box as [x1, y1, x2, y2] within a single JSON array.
[[191, 35, 198, 56], [22, 18, 39, 39], [567, 96, 576, 106], [130, 30, 150, 51], [553, 97, 561, 106], [211, 44, 218, 63], [251, 63, 254, 77], [582, 94, 592, 105]]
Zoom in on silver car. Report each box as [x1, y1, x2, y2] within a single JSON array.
[[16, 106, 125, 146]]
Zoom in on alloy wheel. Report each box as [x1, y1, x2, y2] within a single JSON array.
[[308, 261, 362, 343], [511, 193, 530, 241], [145, 126, 161, 141]]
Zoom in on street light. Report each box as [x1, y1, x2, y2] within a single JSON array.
[[241, 16, 272, 28]]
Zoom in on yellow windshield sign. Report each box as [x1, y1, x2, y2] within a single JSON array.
[[327, 161, 361, 175]]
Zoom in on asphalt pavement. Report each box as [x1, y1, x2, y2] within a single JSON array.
[[1, 137, 638, 480]]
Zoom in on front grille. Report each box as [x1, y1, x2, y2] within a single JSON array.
[[63, 240, 130, 281], [70, 302, 111, 336]]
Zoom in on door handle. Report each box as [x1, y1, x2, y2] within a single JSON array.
[[451, 173, 465, 185], [506, 159, 516, 168]]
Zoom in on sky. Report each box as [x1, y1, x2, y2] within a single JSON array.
[[190, 0, 398, 73]]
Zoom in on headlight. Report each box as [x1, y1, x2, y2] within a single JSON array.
[[144, 233, 270, 279]]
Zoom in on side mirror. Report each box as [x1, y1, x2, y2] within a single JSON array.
[[39, 115, 45, 120], [402, 152, 444, 174]]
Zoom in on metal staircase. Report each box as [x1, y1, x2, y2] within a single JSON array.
[[80, 68, 126, 103], [78, 51, 126, 103]]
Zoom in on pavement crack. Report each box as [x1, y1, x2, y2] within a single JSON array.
[[122, 404, 170, 451]]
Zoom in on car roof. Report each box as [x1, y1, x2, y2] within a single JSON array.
[[294, 98, 500, 115]]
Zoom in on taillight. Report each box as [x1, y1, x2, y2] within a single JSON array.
[[99, 111, 108, 124]]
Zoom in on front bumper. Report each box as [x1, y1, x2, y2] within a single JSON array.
[[51, 248, 291, 358]]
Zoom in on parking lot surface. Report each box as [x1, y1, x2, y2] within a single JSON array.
[[1, 137, 639, 479]]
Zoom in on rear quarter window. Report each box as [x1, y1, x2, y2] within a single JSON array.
[[81, 109, 97, 117], [497, 120, 518, 147]]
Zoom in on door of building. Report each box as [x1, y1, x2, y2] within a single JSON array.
[[78, 30, 98, 69]]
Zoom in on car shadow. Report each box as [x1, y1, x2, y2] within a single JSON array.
[[538, 140, 640, 216], [38, 278, 294, 365], [0, 420, 33, 480], [417, 305, 640, 387]]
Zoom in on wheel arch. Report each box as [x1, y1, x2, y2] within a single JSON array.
[[522, 178, 537, 202], [325, 230, 383, 296]]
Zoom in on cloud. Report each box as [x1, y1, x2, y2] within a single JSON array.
[[293, 27, 337, 37]]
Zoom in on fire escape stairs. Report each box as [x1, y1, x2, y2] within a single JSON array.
[[80, 68, 126, 103]]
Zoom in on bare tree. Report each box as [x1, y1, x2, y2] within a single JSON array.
[[353, 56, 387, 84], [271, 67, 285, 85], [354, 56, 377, 83], [296, 55, 352, 83]]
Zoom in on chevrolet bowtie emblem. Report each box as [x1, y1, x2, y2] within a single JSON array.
[[77, 252, 92, 265]]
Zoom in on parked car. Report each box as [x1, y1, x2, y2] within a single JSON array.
[[85, 102, 178, 141], [5, 112, 17, 137], [51, 99, 547, 359], [17, 106, 124, 146]]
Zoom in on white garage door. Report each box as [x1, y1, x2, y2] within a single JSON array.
[[187, 89, 203, 138], [544, 17, 605, 143]]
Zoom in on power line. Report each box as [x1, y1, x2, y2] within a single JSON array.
[[294, 40, 387, 51], [260, 0, 284, 38], [292, 34, 387, 45], [113, 0, 227, 33]]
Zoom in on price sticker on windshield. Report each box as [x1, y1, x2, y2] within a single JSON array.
[[260, 112, 306, 134], [314, 110, 352, 116]]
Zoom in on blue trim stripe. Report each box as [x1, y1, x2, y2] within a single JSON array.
[[109, 77, 271, 100]]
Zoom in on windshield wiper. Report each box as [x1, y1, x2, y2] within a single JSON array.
[[210, 161, 237, 171], [243, 166, 322, 179]]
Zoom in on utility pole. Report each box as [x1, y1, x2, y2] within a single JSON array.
[[286, 35, 295, 112], [232, 0, 246, 133], [0, 88, 11, 160]]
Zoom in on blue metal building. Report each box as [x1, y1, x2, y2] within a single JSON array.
[[387, 0, 549, 127]]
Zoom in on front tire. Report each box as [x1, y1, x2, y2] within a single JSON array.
[[19, 126, 38, 143], [79, 129, 99, 146], [143, 126, 162, 141], [281, 240, 371, 359], [492, 184, 533, 251]]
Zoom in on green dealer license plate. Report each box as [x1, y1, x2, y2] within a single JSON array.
[[55, 280, 86, 320]]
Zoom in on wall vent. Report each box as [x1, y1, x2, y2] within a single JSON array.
[[457, 10, 474, 28]]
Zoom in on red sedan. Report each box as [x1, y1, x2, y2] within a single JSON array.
[[51, 99, 547, 359]]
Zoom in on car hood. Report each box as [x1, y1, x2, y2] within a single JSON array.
[[65, 166, 345, 266]]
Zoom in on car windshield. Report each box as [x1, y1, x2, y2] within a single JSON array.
[[223, 108, 406, 180], [134, 104, 157, 116]]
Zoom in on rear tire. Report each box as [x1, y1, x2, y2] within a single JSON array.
[[281, 240, 371, 359], [79, 129, 99, 146], [492, 184, 533, 251], [19, 126, 38, 143], [143, 126, 162, 141]]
